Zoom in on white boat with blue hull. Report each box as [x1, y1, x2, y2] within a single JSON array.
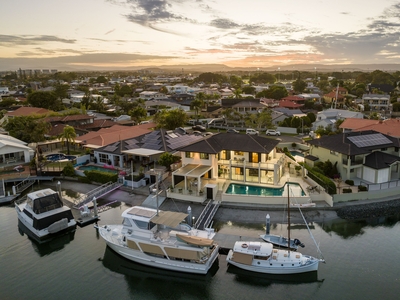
[[15, 188, 76, 243], [98, 206, 220, 275], [226, 241, 321, 274]]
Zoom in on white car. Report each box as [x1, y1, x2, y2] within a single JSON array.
[[246, 129, 259, 135], [266, 129, 281, 136]]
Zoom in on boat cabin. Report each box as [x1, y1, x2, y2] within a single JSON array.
[[23, 189, 74, 230]]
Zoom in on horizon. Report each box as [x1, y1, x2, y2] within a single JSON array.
[[1, 1, 400, 71]]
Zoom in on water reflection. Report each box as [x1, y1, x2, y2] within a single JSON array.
[[18, 220, 75, 257], [101, 246, 218, 299], [319, 213, 400, 239]]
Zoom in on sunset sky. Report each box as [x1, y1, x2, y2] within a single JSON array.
[[1, 0, 400, 70]]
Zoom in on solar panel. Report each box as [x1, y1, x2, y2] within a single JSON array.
[[103, 145, 118, 152], [348, 133, 392, 148]]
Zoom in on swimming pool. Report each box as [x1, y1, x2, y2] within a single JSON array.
[[77, 165, 119, 174], [225, 182, 305, 196], [46, 153, 76, 161], [290, 151, 304, 157]]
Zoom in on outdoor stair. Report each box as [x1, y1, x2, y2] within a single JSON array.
[[73, 181, 123, 209], [194, 199, 221, 230], [15, 176, 35, 194]]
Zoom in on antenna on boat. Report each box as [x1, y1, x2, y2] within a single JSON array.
[[287, 181, 290, 256]]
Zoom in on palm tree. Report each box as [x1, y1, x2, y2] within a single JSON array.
[[59, 125, 77, 155], [191, 99, 203, 122]]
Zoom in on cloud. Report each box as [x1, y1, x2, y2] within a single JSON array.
[[0, 52, 180, 70], [0, 35, 76, 47], [209, 18, 240, 29], [123, 0, 187, 26], [104, 29, 116, 35]]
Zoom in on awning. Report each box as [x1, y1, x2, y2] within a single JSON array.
[[122, 148, 164, 157], [150, 211, 188, 227]]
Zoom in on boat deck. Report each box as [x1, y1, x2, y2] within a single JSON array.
[[213, 233, 256, 254]]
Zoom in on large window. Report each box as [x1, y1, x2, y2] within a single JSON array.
[[234, 151, 244, 156], [185, 152, 194, 158], [200, 153, 209, 160], [99, 153, 108, 163]]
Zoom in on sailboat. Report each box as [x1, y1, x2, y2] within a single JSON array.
[[226, 182, 325, 274]]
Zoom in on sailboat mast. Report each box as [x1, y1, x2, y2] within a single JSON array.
[[287, 182, 290, 253]]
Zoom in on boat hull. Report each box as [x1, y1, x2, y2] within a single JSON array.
[[226, 250, 319, 274], [259, 234, 304, 250], [16, 207, 76, 243], [99, 226, 220, 275]]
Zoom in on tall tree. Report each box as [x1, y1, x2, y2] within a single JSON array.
[[59, 125, 77, 155], [190, 99, 203, 122], [4, 116, 50, 143], [153, 109, 188, 130]]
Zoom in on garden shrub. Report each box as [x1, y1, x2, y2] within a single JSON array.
[[342, 188, 352, 193], [84, 170, 118, 184], [345, 180, 354, 186], [358, 185, 368, 192]]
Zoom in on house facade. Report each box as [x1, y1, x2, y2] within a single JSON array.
[[167, 133, 285, 202], [307, 130, 400, 184], [362, 94, 390, 111]]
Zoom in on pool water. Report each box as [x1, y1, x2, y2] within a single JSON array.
[[46, 153, 76, 161], [78, 165, 118, 174], [225, 182, 305, 196], [290, 151, 304, 157]]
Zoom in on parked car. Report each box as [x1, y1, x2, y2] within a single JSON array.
[[192, 125, 206, 132], [203, 132, 213, 136], [246, 128, 259, 135], [266, 129, 281, 136], [227, 129, 239, 134]]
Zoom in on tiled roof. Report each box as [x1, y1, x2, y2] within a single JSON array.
[[340, 118, 400, 137], [178, 133, 279, 154], [76, 123, 155, 147], [6, 107, 52, 116], [279, 100, 303, 108]]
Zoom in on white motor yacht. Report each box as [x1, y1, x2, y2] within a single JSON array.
[[15, 188, 76, 243], [98, 206, 220, 274], [226, 241, 323, 274]]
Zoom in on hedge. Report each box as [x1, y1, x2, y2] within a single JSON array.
[[84, 170, 118, 184], [303, 163, 337, 195]]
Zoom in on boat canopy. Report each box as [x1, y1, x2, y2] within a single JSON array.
[[176, 234, 214, 247], [151, 211, 188, 228]]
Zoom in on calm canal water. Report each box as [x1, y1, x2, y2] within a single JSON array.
[[1, 191, 400, 300]]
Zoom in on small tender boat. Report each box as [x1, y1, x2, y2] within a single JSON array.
[[98, 205, 220, 274], [260, 213, 304, 250], [259, 233, 304, 250], [15, 188, 76, 243], [226, 241, 322, 274]]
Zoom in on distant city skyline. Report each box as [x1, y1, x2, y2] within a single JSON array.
[[1, 0, 400, 71]]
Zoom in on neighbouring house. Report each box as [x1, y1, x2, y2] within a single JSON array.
[[362, 93, 390, 112], [93, 129, 204, 170], [0, 134, 34, 165], [312, 109, 364, 131], [75, 123, 155, 150], [167, 133, 284, 202], [323, 86, 348, 107], [139, 91, 166, 100], [6, 107, 52, 119], [340, 118, 400, 137], [306, 130, 400, 183]]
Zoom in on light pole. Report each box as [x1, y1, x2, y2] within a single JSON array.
[[278, 67, 280, 82]]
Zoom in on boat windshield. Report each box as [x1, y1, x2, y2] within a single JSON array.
[[132, 219, 150, 230], [32, 193, 63, 214]]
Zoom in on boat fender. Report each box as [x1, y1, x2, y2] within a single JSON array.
[[241, 243, 248, 248]]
